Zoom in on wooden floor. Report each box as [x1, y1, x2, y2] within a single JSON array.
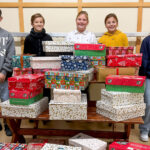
[[0, 118, 149, 145]]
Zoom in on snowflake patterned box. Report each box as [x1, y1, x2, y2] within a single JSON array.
[[106, 75, 146, 93], [45, 71, 89, 90], [42, 41, 74, 52], [53, 89, 81, 103], [49, 94, 87, 120], [96, 100, 146, 121], [106, 46, 134, 55], [74, 43, 106, 56], [69, 133, 107, 150], [30, 56, 61, 69], [61, 55, 91, 71], [107, 54, 142, 67], [41, 143, 81, 150], [90, 56, 106, 68], [101, 89, 144, 106], [0, 97, 48, 118]]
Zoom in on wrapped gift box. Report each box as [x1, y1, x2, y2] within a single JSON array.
[[90, 56, 105, 68], [8, 74, 44, 91], [33, 69, 51, 74], [106, 75, 146, 93], [74, 43, 106, 56], [0, 143, 27, 150], [107, 54, 142, 67], [101, 89, 144, 106], [0, 97, 48, 118], [96, 66, 139, 82], [12, 55, 21, 68], [49, 94, 87, 120], [9, 88, 43, 105], [30, 56, 61, 69], [42, 41, 74, 52], [13, 67, 32, 76], [106, 46, 134, 55], [53, 89, 81, 103], [96, 100, 145, 121], [69, 133, 107, 150], [61, 55, 91, 71], [45, 71, 89, 90], [41, 143, 81, 150], [109, 141, 150, 150]]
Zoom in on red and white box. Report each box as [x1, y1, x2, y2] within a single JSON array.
[[8, 74, 44, 91], [107, 54, 142, 67], [109, 141, 150, 150]]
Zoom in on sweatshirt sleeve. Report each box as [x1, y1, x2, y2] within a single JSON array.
[[1, 34, 15, 76]]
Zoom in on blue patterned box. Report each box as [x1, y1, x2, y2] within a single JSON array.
[[12, 56, 21, 68], [23, 56, 31, 68], [61, 55, 91, 71]]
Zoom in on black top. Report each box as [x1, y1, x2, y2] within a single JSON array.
[[24, 28, 53, 56]]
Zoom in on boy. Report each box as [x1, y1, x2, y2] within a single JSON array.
[[0, 9, 15, 136]]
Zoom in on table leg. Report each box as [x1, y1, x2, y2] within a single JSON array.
[[6, 119, 26, 143], [124, 123, 131, 141]]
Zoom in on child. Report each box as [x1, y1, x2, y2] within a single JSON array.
[[65, 11, 97, 44], [24, 13, 53, 56], [98, 13, 128, 47], [0, 9, 15, 136], [139, 36, 150, 142]]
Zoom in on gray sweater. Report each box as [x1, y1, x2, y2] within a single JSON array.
[[0, 27, 15, 77]]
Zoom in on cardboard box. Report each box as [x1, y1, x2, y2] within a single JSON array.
[[96, 66, 139, 82]]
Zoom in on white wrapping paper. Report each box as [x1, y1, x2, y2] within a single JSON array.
[[69, 133, 107, 150], [49, 94, 87, 120], [0, 97, 48, 118]]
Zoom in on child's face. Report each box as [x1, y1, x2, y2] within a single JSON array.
[[76, 14, 88, 33], [32, 17, 44, 32], [105, 17, 118, 34]]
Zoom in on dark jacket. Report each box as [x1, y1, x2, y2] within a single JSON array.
[[139, 35, 150, 78], [24, 28, 53, 56]]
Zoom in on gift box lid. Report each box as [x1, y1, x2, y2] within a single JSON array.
[[109, 141, 150, 150], [106, 46, 134, 50], [74, 43, 105, 51], [30, 56, 61, 61], [107, 53, 142, 58], [61, 55, 90, 60], [106, 75, 146, 87], [42, 41, 74, 46]]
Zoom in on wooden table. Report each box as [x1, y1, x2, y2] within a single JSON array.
[[0, 106, 143, 143]]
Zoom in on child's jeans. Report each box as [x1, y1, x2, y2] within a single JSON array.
[[0, 80, 9, 102], [139, 78, 150, 134]]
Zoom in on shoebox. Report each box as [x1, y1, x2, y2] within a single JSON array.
[[53, 89, 81, 103], [45, 71, 89, 90], [109, 141, 150, 150], [41, 143, 81, 150], [88, 83, 105, 101], [0, 143, 27, 150], [0, 97, 48, 118], [96, 100, 145, 121], [13, 67, 32, 76], [33, 69, 51, 74], [8, 74, 44, 91], [9, 88, 43, 105], [96, 66, 139, 82], [69, 133, 107, 150], [106, 46, 134, 55], [90, 56, 106, 68], [49, 94, 87, 120], [101, 89, 144, 106], [61, 55, 91, 71], [107, 54, 142, 67], [43, 41, 74, 52], [106, 75, 146, 93], [74, 43, 106, 56], [30, 56, 61, 70]]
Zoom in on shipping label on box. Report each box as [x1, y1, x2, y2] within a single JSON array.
[[101, 89, 144, 106], [69, 133, 107, 150], [107, 54, 142, 67], [0, 97, 48, 118], [53, 89, 81, 103], [49, 94, 87, 120], [45, 71, 89, 90]]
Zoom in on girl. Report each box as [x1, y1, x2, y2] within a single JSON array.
[[98, 13, 128, 47]]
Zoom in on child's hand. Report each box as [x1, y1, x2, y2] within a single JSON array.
[[0, 73, 6, 83]]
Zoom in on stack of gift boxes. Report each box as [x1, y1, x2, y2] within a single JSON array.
[[0, 74, 48, 118]]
